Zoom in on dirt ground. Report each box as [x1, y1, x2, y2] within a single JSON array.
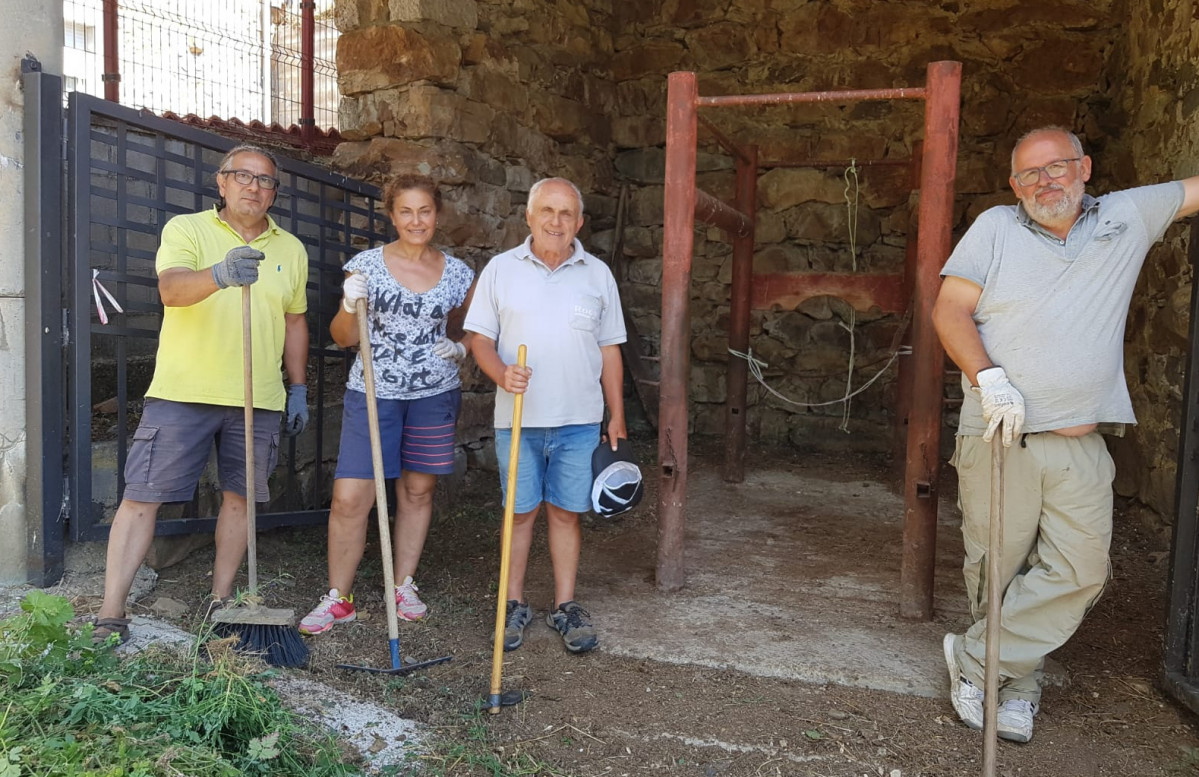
[[91, 437, 1199, 776]]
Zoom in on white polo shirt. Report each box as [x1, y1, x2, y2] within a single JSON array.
[[464, 237, 627, 428]]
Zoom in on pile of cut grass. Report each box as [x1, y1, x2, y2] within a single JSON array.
[[0, 591, 361, 776]]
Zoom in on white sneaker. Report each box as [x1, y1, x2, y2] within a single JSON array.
[[395, 576, 428, 621], [943, 633, 984, 730], [997, 699, 1038, 743]]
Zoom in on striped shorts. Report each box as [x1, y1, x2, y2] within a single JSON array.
[[334, 387, 461, 478]]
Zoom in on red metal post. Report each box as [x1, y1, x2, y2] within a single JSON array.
[[102, 0, 119, 102], [300, 0, 316, 143], [893, 142, 924, 470], [724, 145, 758, 483], [899, 62, 960, 620], [657, 72, 699, 591]]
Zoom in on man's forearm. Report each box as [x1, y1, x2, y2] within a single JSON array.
[[158, 267, 221, 307], [471, 336, 509, 387], [283, 314, 309, 385], [600, 344, 626, 427]]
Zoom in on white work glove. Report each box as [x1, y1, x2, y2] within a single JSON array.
[[341, 273, 368, 314], [974, 366, 1025, 447], [432, 337, 467, 362]]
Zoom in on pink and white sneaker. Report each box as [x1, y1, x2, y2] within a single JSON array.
[[395, 576, 428, 621], [299, 588, 356, 635]]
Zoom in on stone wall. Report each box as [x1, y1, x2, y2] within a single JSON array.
[[331, 0, 621, 456], [1101, 0, 1199, 520], [329, 0, 1124, 457], [607, 0, 1119, 448]]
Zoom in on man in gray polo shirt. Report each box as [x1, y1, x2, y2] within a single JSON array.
[[933, 126, 1199, 743], [465, 177, 627, 653]]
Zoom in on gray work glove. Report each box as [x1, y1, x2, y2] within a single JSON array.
[[212, 246, 265, 289], [432, 337, 467, 362], [284, 384, 308, 437], [974, 366, 1025, 447]]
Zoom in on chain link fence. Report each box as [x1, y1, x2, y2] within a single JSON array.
[[63, 0, 339, 130]]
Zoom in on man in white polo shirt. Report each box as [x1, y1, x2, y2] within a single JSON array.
[[465, 177, 627, 653]]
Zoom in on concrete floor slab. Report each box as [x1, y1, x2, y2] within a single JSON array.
[[583, 454, 971, 698]]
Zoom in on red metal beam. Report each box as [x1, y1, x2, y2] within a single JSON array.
[[300, 0, 316, 144], [695, 188, 752, 237], [900, 61, 961, 621], [761, 158, 911, 170], [102, 0, 119, 102], [723, 145, 757, 484], [751, 272, 905, 314], [893, 141, 924, 472], [698, 86, 926, 109], [657, 71, 699, 592]]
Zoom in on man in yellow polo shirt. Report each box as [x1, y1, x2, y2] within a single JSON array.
[[93, 144, 310, 644]]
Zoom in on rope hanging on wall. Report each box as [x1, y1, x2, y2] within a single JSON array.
[[727, 159, 911, 421]]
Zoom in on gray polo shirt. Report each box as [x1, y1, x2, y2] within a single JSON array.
[[942, 181, 1184, 435], [464, 237, 627, 429]]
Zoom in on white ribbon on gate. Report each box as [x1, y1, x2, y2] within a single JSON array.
[[92, 269, 123, 325]]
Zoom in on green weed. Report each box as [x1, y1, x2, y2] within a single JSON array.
[[0, 592, 360, 777]]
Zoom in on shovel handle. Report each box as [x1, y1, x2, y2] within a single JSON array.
[[981, 430, 1005, 776], [490, 344, 527, 712]]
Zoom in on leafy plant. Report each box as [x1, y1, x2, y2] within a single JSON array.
[[0, 592, 360, 777]]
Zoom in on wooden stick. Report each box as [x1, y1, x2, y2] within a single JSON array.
[[242, 285, 257, 593], [356, 293, 404, 669], [982, 432, 1005, 776], [490, 344, 527, 713]]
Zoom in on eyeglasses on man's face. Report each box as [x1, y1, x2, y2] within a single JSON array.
[[220, 168, 280, 190], [1012, 158, 1081, 187]]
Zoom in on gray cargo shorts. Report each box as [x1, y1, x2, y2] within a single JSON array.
[[122, 398, 281, 503]]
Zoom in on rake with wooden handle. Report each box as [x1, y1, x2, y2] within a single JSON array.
[[337, 289, 452, 676]]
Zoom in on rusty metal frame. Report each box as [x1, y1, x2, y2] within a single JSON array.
[[658, 64, 961, 622]]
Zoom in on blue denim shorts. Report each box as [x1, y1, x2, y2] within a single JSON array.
[[335, 388, 461, 479], [122, 398, 281, 503], [495, 424, 600, 514]]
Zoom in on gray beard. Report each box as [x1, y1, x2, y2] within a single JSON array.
[[1023, 183, 1082, 227]]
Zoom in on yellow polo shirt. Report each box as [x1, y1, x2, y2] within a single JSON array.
[[145, 207, 308, 411]]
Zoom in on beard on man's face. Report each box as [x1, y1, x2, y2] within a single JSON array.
[[1021, 177, 1084, 227]]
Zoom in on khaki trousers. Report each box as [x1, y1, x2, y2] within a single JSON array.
[[949, 432, 1114, 704]]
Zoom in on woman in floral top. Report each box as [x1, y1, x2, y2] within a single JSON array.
[[300, 173, 475, 635]]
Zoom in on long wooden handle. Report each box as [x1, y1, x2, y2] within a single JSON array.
[[242, 285, 257, 593], [490, 344, 527, 712], [357, 295, 402, 667], [981, 431, 1005, 776]]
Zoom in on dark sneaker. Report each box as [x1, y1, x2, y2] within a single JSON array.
[[547, 601, 599, 653], [503, 600, 532, 652]]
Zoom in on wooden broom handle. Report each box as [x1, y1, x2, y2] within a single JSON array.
[[242, 285, 257, 593]]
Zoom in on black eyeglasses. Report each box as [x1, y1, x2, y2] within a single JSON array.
[[220, 168, 279, 190], [1012, 158, 1080, 187]]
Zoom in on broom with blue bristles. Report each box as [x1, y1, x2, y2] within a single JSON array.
[[212, 283, 308, 668]]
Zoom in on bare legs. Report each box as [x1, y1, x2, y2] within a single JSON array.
[[99, 489, 252, 619], [393, 471, 437, 582], [325, 471, 438, 595], [504, 502, 580, 608], [98, 499, 161, 620]]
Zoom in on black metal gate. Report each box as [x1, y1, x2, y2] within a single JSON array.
[[1165, 220, 1199, 716], [25, 68, 390, 584]]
